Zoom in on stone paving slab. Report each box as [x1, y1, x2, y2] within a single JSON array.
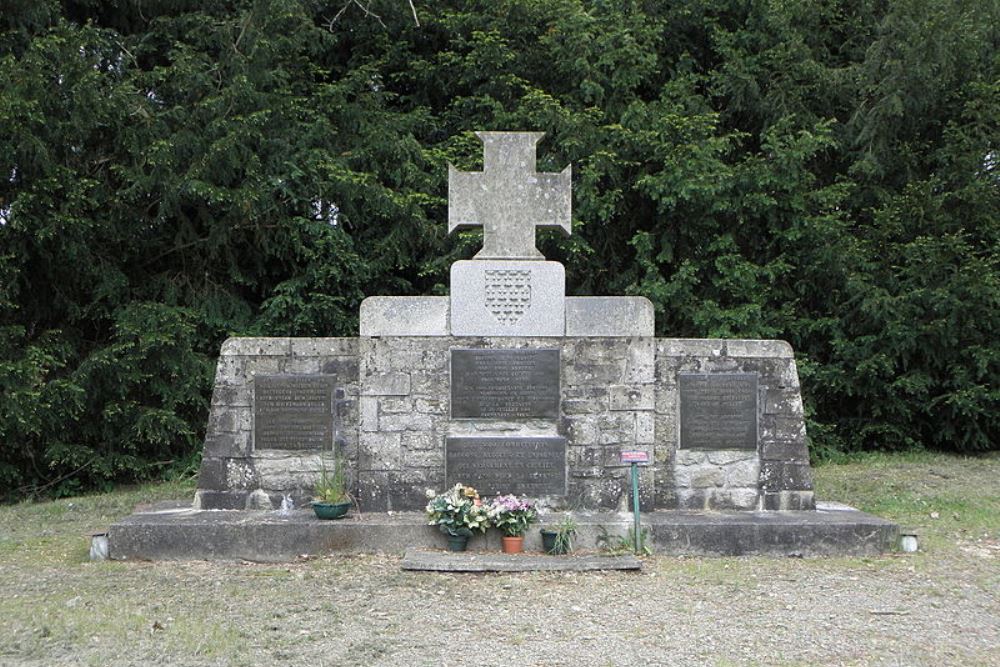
[[401, 550, 641, 572]]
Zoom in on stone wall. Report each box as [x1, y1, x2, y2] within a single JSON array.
[[654, 339, 814, 511], [195, 336, 814, 512], [357, 336, 654, 511], [195, 338, 359, 510]]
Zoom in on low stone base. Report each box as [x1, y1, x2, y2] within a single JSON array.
[[106, 502, 899, 561], [401, 550, 642, 572]]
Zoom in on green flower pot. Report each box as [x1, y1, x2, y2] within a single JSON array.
[[540, 528, 569, 554], [446, 534, 469, 552], [311, 501, 351, 520]]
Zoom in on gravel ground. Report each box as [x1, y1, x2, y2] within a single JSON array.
[[1, 453, 997, 666]]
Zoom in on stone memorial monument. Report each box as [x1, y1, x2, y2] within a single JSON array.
[[192, 131, 816, 515]]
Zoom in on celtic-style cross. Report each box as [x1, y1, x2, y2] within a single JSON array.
[[448, 132, 572, 260]]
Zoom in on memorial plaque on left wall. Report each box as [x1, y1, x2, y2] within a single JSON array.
[[254, 375, 336, 450]]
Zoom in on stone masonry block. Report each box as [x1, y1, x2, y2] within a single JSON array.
[[203, 432, 251, 458], [196, 458, 228, 491], [655, 386, 677, 415], [360, 296, 449, 337], [764, 389, 804, 416], [403, 448, 444, 468], [635, 412, 655, 445], [414, 398, 447, 414], [221, 338, 291, 357], [378, 413, 434, 433], [657, 339, 725, 358], [760, 414, 807, 443], [706, 450, 756, 466], [362, 373, 411, 396], [290, 338, 358, 356], [379, 397, 414, 414], [724, 339, 793, 358], [674, 449, 707, 466], [210, 385, 251, 408], [609, 384, 655, 411], [359, 433, 402, 471], [410, 372, 446, 396], [564, 297, 654, 337], [624, 338, 655, 384], [761, 461, 814, 492], [360, 397, 379, 432], [723, 458, 761, 487], [401, 431, 439, 451], [563, 415, 600, 445], [761, 441, 810, 463]]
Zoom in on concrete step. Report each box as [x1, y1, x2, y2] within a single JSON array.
[[400, 550, 642, 572], [105, 502, 898, 562]]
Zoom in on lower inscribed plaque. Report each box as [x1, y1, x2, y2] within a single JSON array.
[[446, 436, 566, 496], [254, 375, 335, 450], [679, 373, 758, 450]]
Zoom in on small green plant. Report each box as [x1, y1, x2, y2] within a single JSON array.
[[313, 455, 350, 504], [550, 515, 578, 554], [597, 525, 652, 556]]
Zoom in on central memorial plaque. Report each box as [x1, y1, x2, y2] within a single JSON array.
[[254, 375, 335, 450], [679, 373, 758, 450], [446, 436, 566, 496], [451, 348, 560, 419]]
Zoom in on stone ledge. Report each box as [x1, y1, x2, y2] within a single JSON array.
[[657, 339, 794, 358], [360, 297, 450, 337], [107, 505, 898, 561], [565, 297, 654, 337]]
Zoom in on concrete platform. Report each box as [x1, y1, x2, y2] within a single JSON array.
[[105, 502, 898, 562], [401, 550, 642, 572]]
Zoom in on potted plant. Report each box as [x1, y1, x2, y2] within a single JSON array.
[[425, 484, 489, 551], [487, 494, 538, 554], [311, 455, 352, 520], [540, 515, 578, 555]]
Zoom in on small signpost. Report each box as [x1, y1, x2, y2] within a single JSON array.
[[620, 450, 650, 554]]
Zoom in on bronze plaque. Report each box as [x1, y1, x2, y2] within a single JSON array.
[[254, 375, 335, 450], [446, 436, 566, 496], [679, 374, 758, 450], [451, 349, 560, 419]]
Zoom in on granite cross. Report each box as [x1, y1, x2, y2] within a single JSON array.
[[448, 131, 572, 260]]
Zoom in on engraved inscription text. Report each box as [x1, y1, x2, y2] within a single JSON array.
[[679, 374, 758, 450], [254, 375, 334, 450], [451, 349, 559, 419]]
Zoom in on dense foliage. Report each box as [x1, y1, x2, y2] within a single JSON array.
[[1, 0, 997, 498]]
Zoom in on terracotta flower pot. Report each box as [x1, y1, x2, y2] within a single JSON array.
[[501, 535, 524, 554]]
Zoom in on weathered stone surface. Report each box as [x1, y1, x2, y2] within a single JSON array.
[[608, 384, 654, 411], [221, 338, 291, 357], [448, 131, 571, 260], [450, 260, 565, 336], [401, 550, 641, 572], [109, 506, 897, 560], [565, 297, 655, 337], [360, 296, 449, 337], [361, 373, 411, 396]]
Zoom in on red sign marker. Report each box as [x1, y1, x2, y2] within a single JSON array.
[[620, 450, 650, 464]]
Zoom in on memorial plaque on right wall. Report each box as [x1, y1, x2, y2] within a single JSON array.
[[679, 373, 758, 450]]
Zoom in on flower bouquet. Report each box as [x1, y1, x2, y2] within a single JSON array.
[[425, 484, 489, 551], [487, 494, 538, 553]]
